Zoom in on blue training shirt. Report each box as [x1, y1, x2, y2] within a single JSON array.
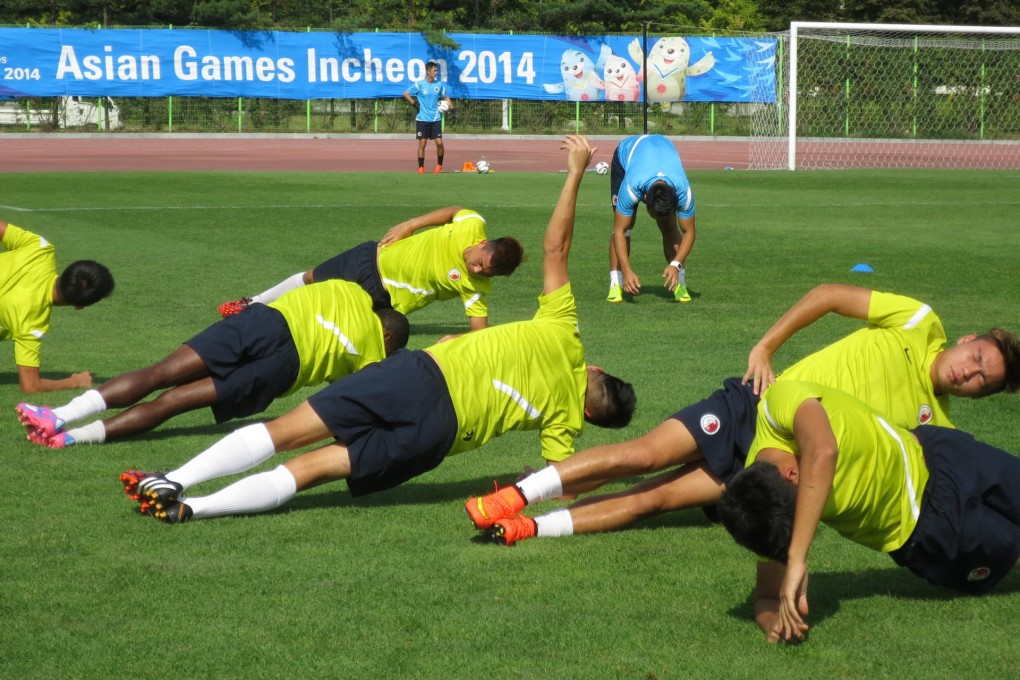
[[406, 78, 447, 123], [615, 135, 695, 219]]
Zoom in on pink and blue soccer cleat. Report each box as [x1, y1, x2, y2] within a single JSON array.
[[16, 403, 65, 438], [41, 431, 76, 449]]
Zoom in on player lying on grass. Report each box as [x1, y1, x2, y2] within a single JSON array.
[[217, 207, 524, 333], [17, 280, 408, 448], [466, 283, 1020, 545], [719, 380, 1020, 644], [604, 134, 696, 304], [119, 135, 636, 524], [1, 220, 114, 393]]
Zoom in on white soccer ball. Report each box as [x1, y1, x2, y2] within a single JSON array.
[[476, 160, 490, 174], [594, 161, 609, 175], [438, 100, 450, 113]]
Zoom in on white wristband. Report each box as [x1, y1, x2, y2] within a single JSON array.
[[669, 261, 682, 270]]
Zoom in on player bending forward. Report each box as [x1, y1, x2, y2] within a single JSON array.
[[120, 135, 636, 524]]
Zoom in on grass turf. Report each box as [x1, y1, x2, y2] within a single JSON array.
[[1, 167, 1019, 678]]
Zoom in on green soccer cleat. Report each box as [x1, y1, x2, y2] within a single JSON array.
[[673, 283, 692, 303], [606, 284, 623, 303]]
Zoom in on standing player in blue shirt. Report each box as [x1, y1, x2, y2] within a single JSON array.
[[403, 61, 453, 175], [606, 134, 696, 303]]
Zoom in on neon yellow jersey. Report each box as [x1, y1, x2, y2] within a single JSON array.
[[269, 280, 386, 393], [779, 291, 951, 429], [376, 209, 491, 319], [748, 381, 928, 553], [426, 283, 586, 461], [0, 224, 58, 368]]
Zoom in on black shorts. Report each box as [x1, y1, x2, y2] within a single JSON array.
[[312, 241, 391, 311], [671, 377, 760, 484], [889, 426, 1020, 594], [610, 146, 626, 211], [307, 349, 458, 497], [184, 304, 300, 423], [416, 120, 443, 140]]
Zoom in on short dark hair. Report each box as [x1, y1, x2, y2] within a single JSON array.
[[377, 308, 410, 356], [585, 371, 636, 429], [982, 328, 1020, 394], [58, 260, 114, 307], [484, 237, 526, 277], [645, 182, 678, 219], [718, 462, 797, 563], [426, 61, 439, 71]]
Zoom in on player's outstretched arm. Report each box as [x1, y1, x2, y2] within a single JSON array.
[[744, 284, 873, 394], [543, 135, 595, 295], [379, 206, 464, 246], [17, 365, 91, 393]]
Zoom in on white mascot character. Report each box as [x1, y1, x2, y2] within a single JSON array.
[[603, 55, 641, 102], [544, 45, 611, 101], [628, 37, 714, 103]]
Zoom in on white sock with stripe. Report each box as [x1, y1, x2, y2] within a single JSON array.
[[53, 390, 107, 425], [64, 420, 105, 445], [187, 465, 297, 519], [167, 423, 276, 490], [535, 508, 574, 537], [251, 272, 306, 305], [515, 465, 563, 504]]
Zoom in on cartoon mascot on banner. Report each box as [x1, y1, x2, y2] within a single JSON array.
[[544, 44, 611, 101], [628, 37, 714, 103]]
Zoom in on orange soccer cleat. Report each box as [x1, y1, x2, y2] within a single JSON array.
[[465, 484, 527, 530]]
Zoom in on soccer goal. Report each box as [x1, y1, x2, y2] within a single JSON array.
[[749, 22, 1020, 170]]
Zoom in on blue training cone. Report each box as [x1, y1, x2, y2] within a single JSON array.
[[851, 263, 874, 273]]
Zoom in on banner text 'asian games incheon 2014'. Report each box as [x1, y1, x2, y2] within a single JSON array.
[[0, 28, 777, 104]]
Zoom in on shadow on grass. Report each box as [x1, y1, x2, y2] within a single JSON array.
[[279, 466, 527, 512], [726, 567, 1020, 633], [617, 286, 701, 303]]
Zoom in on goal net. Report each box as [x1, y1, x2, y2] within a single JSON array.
[[749, 22, 1020, 170]]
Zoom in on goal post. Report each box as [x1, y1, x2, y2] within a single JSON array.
[[752, 22, 1020, 170]]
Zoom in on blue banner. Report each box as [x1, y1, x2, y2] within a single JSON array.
[[0, 28, 776, 103]]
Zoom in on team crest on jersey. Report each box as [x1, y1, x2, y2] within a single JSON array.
[[448, 268, 462, 282], [967, 566, 991, 582], [917, 404, 933, 425], [700, 414, 721, 435]]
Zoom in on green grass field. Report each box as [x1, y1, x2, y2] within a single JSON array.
[[2, 167, 1019, 679]]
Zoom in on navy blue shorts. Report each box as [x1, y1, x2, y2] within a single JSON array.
[[415, 120, 443, 140], [307, 349, 458, 497], [312, 241, 391, 311], [671, 377, 760, 484], [610, 146, 625, 211], [184, 304, 300, 423], [889, 426, 1020, 594]]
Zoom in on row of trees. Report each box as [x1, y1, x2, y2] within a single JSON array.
[[0, 0, 1015, 34], [1, 0, 1016, 34]]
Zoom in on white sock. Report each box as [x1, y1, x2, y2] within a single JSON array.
[[64, 420, 106, 445], [187, 465, 297, 519], [609, 270, 623, 287], [53, 390, 107, 425], [515, 466, 563, 504], [676, 264, 687, 287], [167, 423, 276, 490], [251, 272, 306, 305], [535, 508, 574, 537]]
